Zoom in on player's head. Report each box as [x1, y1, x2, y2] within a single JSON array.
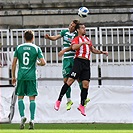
[[75, 23, 86, 36], [69, 19, 80, 33], [24, 30, 34, 42]]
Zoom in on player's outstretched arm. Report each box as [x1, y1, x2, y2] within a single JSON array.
[[90, 46, 108, 56], [44, 34, 62, 41]]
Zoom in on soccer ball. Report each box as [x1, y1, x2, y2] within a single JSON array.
[[78, 7, 89, 18]]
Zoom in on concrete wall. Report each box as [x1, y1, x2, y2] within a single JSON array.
[[0, 0, 133, 28], [1, 64, 133, 86]]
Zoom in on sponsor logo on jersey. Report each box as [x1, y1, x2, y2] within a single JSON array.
[[71, 72, 76, 77]]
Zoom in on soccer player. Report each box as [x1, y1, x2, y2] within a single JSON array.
[[54, 23, 108, 116], [44, 20, 90, 110], [12, 30, 46, 129]]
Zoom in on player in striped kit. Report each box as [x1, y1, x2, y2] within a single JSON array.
[[54, 23, 108, 116], [45, 20, 90, 110]]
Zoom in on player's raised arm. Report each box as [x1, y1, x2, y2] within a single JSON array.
[[44, 34, 61, 41]]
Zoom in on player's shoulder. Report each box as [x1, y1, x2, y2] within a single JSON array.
[[85, 36, 93, 45], [17, 43, 39, 52], [85, 36, 91, 41], [71, 36, 79, 44], [60, 29, 68, 37], [62, 29, 68, 32], [73, 36, 79, 40], [85, 35, 90, 39], [16, 43, 26, 49], [29, 43, 41, 52], [61, 29, 69, 34]]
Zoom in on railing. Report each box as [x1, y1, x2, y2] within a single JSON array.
[[10, 27, 98, 65], [0, 27, 133, 68], [0, 30, 10, 67], [99, 26, 133, 65]]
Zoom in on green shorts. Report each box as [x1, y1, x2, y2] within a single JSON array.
[[15, 80, 38, 96], [62, 58, 74, 78]]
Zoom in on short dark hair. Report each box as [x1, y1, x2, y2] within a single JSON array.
[[75, 23, 84, 30], [24, 30, 34, 41], [72, 19, 80, 25]]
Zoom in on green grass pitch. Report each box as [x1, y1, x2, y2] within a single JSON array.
[[0, 123, 133, 133]]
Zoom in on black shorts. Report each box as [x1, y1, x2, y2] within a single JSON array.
[[69, 58, 90, 81]]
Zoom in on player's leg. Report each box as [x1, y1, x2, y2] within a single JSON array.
[[26, 80, 38, 130], [81, 80, 89, 106], [62, 58, 74, 110], [54, 77, 75, 111], [15, 80, 27, 129], [29, 96, 36, 130], [77, 59, 90, 116], [54, 58, 80, 111], [78, 80, 89, 116], [18, 96, 25, 119], [64, 78, 73, 110], [18, 96, 27, 129], [77, 79, 90, 107]]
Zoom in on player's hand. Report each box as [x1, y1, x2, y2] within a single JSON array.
[[44, 34, 50, 39], [12, 77, 16, 86], [37, 60, 41, 66], [58, 50, 65, 57], [103, 51, 108, 56]]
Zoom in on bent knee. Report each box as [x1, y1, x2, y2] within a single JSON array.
[[82, 81, 89, 89], [83, 85, 89, 89]]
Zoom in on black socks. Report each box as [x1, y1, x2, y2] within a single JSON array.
[[58, 83, 88, 106], [81, 88, 88, 106], [58, 83, 70, 101]]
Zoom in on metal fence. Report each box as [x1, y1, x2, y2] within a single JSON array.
[[99, 26, 133, 65], [0, 30, 10, 67], [0, 27, 133, 67]]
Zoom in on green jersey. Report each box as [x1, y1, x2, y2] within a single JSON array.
[[60, 29, 77, 59], [14, 43, 44, 80]]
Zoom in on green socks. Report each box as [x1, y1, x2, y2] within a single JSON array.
[[18, 99, 25, 117], [30, 100, 36, 121], [66, 87, 71, 98], [18, 99, 36, 121]]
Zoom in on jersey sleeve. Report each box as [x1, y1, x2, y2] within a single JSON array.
[[71, 37, 79, 45], [37, 47, 44, 59], [60, 30, 66, 37], [14, 47, 18, 58]]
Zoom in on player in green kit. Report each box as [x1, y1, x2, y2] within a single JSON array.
[[44, 20, 90, 110], [12, 30, 46, 129]]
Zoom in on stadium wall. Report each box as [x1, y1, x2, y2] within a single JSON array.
[[1, 64, 132, 87]]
